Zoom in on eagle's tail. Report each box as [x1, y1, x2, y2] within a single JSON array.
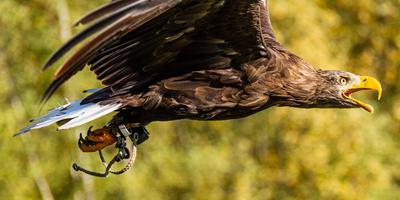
[[15, 99, 122, 136]]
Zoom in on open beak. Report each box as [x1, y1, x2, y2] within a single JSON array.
[[342, 76, 382, 113]]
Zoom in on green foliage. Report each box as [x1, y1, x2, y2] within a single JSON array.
[[0, 0, 399, 199]]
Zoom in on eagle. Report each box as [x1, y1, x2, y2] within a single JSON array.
[[17, 0, 382, 176]]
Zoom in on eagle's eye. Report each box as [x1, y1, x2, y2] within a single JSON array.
[[338, 77, 348, 86]]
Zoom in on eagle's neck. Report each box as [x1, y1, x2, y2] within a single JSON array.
[[272, 75, 322, 108], [258, 51, 324, 108]]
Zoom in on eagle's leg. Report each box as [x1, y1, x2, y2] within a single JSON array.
[[78, 126, 117, 152], [73, 124, 150, 177]]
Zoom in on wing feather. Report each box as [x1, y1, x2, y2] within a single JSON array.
[[42, 0, 278, 103], [44, 0, 157, 70], [41, 0, 181, 102], [73, 0, 141, 26]]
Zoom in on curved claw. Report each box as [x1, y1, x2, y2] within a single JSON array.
[[87, 126, 94, 135], [78, 133, 84, 146]]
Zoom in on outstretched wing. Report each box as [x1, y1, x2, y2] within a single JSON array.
[[42, 0, 277, 102]]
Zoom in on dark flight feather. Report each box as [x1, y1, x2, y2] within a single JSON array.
[[41, 0, 182, 102], [41, 0, 277, 103], [43, 0, 149, 70], [73, 0, 141, 26]]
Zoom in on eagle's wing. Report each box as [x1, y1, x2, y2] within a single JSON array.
[[42, 0, 277, 102]]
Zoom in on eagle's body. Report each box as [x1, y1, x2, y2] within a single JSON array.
[[66, 0, 288, 124], [18, 0, 381, 139]]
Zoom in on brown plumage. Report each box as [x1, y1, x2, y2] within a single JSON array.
[[18, 0, 382, 135]]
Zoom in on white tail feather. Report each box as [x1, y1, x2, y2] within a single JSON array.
[[16, 99, 122, 135]]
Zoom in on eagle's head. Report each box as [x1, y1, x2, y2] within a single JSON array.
[[316, 70, 382, 112]]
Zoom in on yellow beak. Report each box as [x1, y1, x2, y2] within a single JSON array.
[[342, 76, 382, 113]]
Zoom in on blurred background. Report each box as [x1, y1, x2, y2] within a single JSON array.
[[0, 0, 399, 199]]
